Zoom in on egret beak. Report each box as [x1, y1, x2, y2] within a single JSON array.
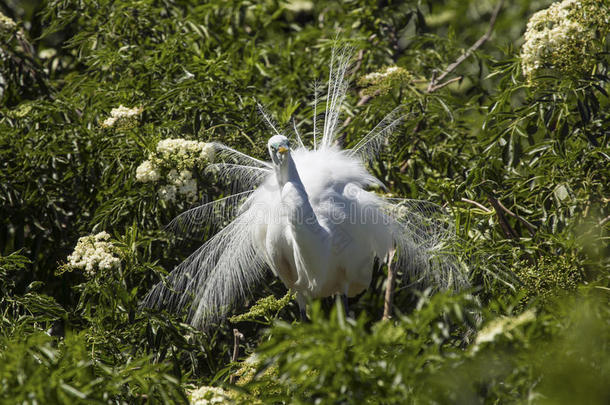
[[278, 146, 288, 154]]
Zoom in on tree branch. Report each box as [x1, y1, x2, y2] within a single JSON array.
[[494, 197, 537, 236], [488, 196, 519, 239], [382, 249, 397, 321], [461, 197, 492, 213], [428, 76, 463, 92], [342, 0, 504, 137], [349, 49, 365, 77], [427, 0, 504, 93], [229, 328, 244, 384]]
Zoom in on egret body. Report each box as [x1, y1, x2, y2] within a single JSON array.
[[264, 134, 393, 316]]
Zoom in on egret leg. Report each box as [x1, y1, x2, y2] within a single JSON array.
[[342, 283, 349, 317], [296, 293, 309, 322], [300, 307, 309, 322], [342, 294, 349, 316]]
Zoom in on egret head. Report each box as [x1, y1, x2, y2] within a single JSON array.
[[267, 135, 291, 166]]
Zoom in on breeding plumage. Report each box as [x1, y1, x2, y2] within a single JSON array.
[[144, 48, 468, 328]]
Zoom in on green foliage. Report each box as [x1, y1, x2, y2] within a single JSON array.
[[451, 289, 610, 405], [513, 254, 584, 307], [358, 66, 414, 96], [1, 0, 609, 403], [240, 289, 609, 404], [229, 292, 295, 325], [0, 331, 186, 403], [241, 293, 478, 403]]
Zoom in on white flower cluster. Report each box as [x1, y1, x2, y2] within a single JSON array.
[[66, 231, 121, 277], [521, 0, 610, 80], [359, 65, 412, 96], [134, 160, 160, 183], [474, 309, 536, 352], [0, 12, 17, 31], [155, 169, 198, 202], [361, 66, 401, 82], [101, 105, 143, 128], [188, 386, 233, 405], [136, 138, 214, 202], [0, 11, 26, 43], [156, 138, 215, 163]]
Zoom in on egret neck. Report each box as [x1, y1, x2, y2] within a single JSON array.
[[275, 150, 318, 226]]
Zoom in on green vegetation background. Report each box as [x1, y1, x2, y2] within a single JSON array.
[[1, 0, 609, 403]]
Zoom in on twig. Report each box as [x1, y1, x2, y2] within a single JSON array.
[[488, 196, 519, 239], [382, 249, 397, 321], [349, 49, 365, 76], [428, 76, 463, 92], [461, 198, 492, 213], [494, 198, 537, 236], [229, 328, 244, 384], [356, 94, 373, 107], [427, 0, 504, 93], [599, 215, 610, 227]]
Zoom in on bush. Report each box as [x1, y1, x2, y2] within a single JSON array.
[[1, 0, 609, 403]]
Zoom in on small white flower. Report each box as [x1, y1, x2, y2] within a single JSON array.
[[94, 231, 110, 241], [178, 177, 198, 200], [137, 138, 213, 201], [38, 48, 57, 59], [156, 138, 211, 160], [158, 184, 177, 202], [362, 71, 383, 82], [474, 309, 536, 351], [67, 232, 121, 277], [385, 66, 399, 74], [135, 160, 160, 183], [0, 12, 17, 31], [179, 170, 192, 181], [167, 169, 180, 184], [362, 66, 402, 82], [102, 117, 117, 127], [200, 143, 215, 163], [157, 138, 204, 155], [188, 386, 233, 405], [102, 105, 143, 128], [359, 65, 412, 96]]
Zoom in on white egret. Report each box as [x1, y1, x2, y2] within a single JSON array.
[[144, 48, 468, 328]]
